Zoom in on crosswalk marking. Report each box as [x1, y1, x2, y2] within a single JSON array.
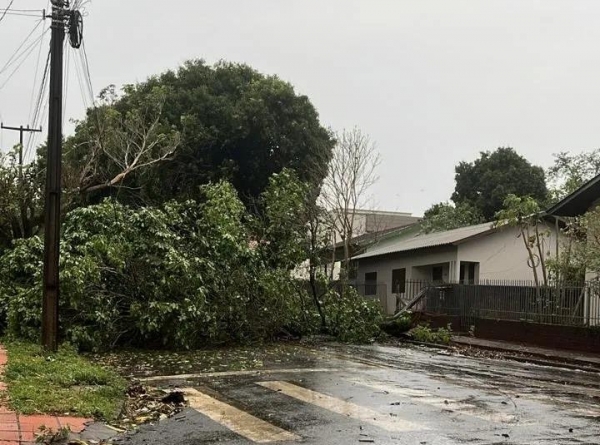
[[182, 388, 300, 443], [258, 381, 428, 432], [349, 379, 517, 423]]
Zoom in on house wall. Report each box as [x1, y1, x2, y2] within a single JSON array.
[[354, 223, 563, 314], [357, 245, 458, 285], [457, 223, 562, 282]]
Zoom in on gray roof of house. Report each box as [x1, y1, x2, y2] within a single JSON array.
[[352, 222, 496, 260], [546, 173, 600, 217]]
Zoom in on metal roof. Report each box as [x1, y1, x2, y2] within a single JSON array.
[[546, 173, 600, 217], [352, 222, 496, 260]]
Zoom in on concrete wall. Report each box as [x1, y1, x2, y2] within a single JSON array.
[[357, 245, 458, 285], [457, 223, 562, 282]]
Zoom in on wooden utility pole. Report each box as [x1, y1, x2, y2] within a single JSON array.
[[0, 124, 42, 182], [42, 0, 67, 352], [42, 0, 84, 352]]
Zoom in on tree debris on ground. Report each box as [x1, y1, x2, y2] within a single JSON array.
[[108, 381, 186, 431]]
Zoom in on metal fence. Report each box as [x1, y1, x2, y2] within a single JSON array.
[[408, 280, 600, 328], [351, 283, 388, 311]]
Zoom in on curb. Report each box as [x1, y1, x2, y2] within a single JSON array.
[[450, 339, 600, 371], [396, 338, 600, 372]]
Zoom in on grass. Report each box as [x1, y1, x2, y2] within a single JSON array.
[[3, 340, 127, 420]]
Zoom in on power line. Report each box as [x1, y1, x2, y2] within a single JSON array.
[[0, 28, 50, 91], [62, 39, 70, 127], [80, 41, 95, 102], [0, 0, 15, 24], [0, 19, 44, 77], [27, 15, 49, 131], [25, 49, 51, 160], [0, 11, 44, 18]]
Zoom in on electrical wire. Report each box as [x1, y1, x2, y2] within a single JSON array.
[[25, 49, 51, 161], [27, 17, 49, 129], [80, 40, 95, 104], [72, 46, 90, 110], [0, 8, 44, 13], [0, 28, 50, 91], [0, 11, 44, 18], [0, 19, 44, 77], [0, 0, 15, 24], [62, 39, 70, 127]]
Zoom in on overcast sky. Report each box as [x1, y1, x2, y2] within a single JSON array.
[[1, 0, 600, 215]]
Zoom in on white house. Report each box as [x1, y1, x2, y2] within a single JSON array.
[[294, 209, 420, 280], [352, 221, 562, 314]]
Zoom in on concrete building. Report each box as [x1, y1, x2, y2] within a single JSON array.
[[352, 221, 561, 314]]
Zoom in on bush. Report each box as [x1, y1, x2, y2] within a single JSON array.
[[380, 312, 413, 337], [323, 286, 383, 343], [409, 323, 453, 345]]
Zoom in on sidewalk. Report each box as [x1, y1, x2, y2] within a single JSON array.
[[0, 346, 92, 445], [451, 336, 600, 369]]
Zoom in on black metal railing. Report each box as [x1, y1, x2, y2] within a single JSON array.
[[409, 279, 600, 327]]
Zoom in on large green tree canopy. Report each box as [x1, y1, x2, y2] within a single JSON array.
[[451, 147, 548, 221], [65, 60, 335, 205]]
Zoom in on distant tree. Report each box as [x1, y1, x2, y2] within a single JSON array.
[[547, 149, 600, 201], [452, 147, 548, 221], [421, 202, 483, 234], [66, 60, 335, 206], [320, 127, 381, 275]]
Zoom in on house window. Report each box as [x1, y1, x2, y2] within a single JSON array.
[[348, 261, 358, 280], [392, 268, 406, 294], [365, 272, 377, 296], [432, 266, 443, 283], [460, 262, 478, 285]]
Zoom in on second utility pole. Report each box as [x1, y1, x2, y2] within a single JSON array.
[[0, 124, 42, 182], [42, 0, 67, 352], [0, 123, 42, 239]]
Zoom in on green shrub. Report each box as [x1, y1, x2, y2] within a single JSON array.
[[323, 286, 383, 343], [380, 312, 413, 337], [409, 323, 453, 345]]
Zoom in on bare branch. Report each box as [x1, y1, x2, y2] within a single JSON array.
[[319, 126, 381, 277]]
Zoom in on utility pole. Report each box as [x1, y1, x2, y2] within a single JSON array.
[[0, 124, 42, 182], [1, 124, 43, 239], [42, 0, 83, 352]]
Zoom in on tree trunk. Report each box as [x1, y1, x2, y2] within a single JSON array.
[[534, 223, 548, 286], [309, 265, 327, 331]]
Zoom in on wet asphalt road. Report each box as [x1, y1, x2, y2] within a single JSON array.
[[114, 344, 600, 445]]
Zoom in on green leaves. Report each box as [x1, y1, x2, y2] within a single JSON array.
[[0, 177, 324, 350], [495, 194, 541, 226], [66, 60, 334, 207], [452, 147, 548, 221], [421, 202, 484, 233]]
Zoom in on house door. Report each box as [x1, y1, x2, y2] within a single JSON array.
[[392, 268, 406, 294]]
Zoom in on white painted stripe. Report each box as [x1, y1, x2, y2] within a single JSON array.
[[350, 379, 517, 423], [183, 388, 300, 443], [258, 381, 428, 432], [140, 368, 339, 382]]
